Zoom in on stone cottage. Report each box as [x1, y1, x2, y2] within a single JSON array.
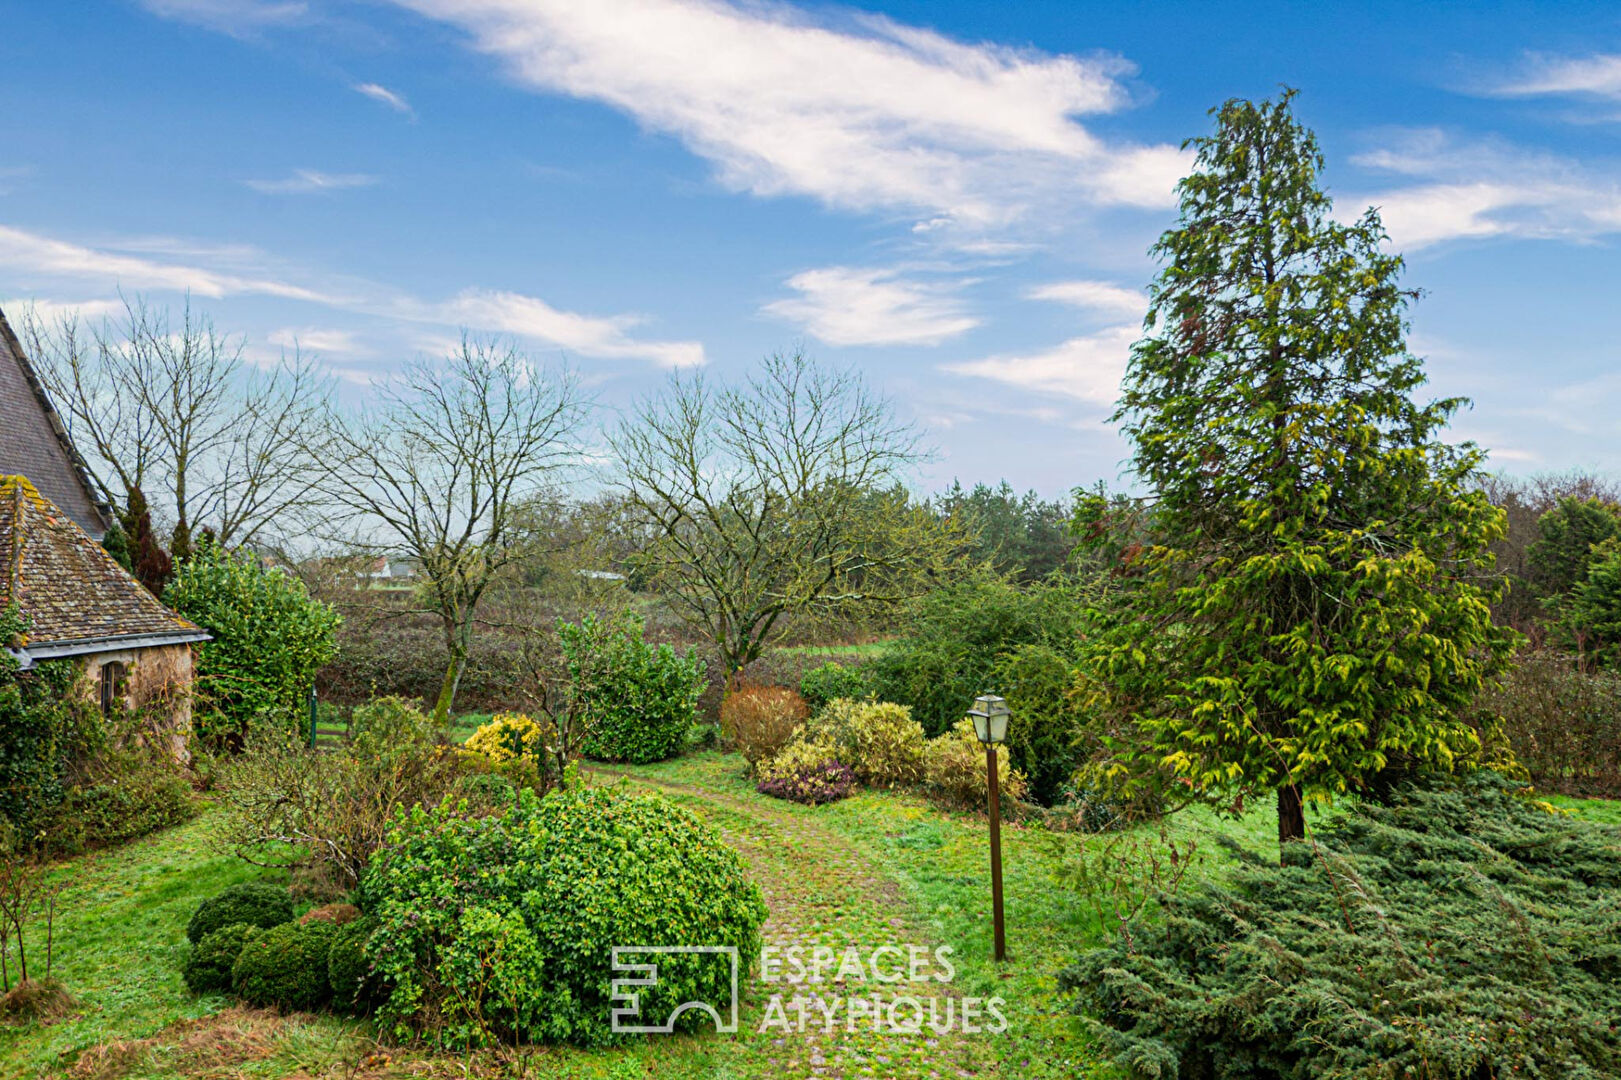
[[1, 306, 208, 756]]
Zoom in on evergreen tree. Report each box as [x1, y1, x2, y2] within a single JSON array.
[[1085, 92, 1518, 849]]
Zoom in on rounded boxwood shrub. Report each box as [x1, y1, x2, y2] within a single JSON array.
[[363, 785, 767, 1047], [327, 915, 381, 1013], [186, 882, 294, 944], [232, 920, 336, 1011], [182, 922, 259, 994]]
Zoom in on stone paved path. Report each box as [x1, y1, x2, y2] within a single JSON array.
[[588, 767, 1001, 1079]]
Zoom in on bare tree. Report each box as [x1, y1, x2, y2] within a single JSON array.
[[19, 297, 325, 554], [613, 350, 966, 683], [312, 337, 586, 721]]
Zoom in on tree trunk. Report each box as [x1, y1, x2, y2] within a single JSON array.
[[434, 623, 470, 723], [1277, 784, 1305, 854]]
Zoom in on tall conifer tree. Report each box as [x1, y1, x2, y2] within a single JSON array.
[[1088, 92, 1518, 848]]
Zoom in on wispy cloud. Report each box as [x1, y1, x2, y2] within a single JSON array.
[[437, 289, 704, 369], [1354, 130, 1621, 249], [386, 0, 1185, 238], [1025, 279, 1146, 320], [1490, 53, 1621, 101], [0, 223, 334, 302], [139, 0, 309, 34], [763, 266, 978, 347], [3, 298, 125, 324], [0, 221, 704, 370], [267, 326, 367, 356], [944, 325, 1136, 404], [244, 169, 380, 195], [354, 82, 416, 118]]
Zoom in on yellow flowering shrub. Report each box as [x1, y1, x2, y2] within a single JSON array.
[[464, 712, 547, 765]]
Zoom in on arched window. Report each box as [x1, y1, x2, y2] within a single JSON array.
[[99, 660, 127, 717]]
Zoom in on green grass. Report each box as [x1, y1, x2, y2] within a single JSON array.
[[773, 640, 892, 658], [9, 757, 1617, 1079]]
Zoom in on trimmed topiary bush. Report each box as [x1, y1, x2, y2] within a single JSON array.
[[1064, 771, 1621, 1079], [327, 915, 381, 1013], [232, 920, 336, 1011], [182, 922, 258, 995], [186, 882, 294, 944], [363, 785, 767, 1047]]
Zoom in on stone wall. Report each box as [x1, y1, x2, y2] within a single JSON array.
[[79, 643, 195, 762]]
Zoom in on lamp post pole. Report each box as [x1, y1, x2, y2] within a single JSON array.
[[985, 740, 1006, 962]]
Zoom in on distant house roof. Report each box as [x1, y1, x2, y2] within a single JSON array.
[[1, 475, 207, 665], [0, 305, 111, 538]]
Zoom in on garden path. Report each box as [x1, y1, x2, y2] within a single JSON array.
[[588, 765, 999, 1079]]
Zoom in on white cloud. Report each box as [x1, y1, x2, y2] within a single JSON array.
[[944, 325, 1136, 404], [1026, 279, 1146, 319], [436, 289, 704, 369], [354, 82, 416, 117], [763, 266, 978, 347], [139, 0, 308, 33], [244, 170, 380, 195], [1492, 53, 1621, 100], [0, 223, 333, 302], [386, 0, 1184, 234], [267, 326, 367, 355], [1353, 130, 1621, 249], [2, 298, 125, 325], [0, 222, 703, 370]]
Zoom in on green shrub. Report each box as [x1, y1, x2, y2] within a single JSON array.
[[363, 786, 766, 1047], [187, 882, 294, 944], [327, 915, 381, 1013], [165, 537, 341, 749], [349, 695, 439, 750], [449, 770, 518, 814], [721, 685, 808, 773], [565, 613, 705, 764], [799, 662, 871, 713], [989, 644, 1088, 806], [48, 752, 196, 854], [866, 574, 1088, 735], [232, 920, 336, 1011], [923, 719, 1027, 810], [183, 922, 258, 995], [1065, 771, 1621, 1079], [805, 699, 925, 787]]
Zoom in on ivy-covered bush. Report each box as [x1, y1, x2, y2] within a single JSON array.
[[564, 613, 705, 764], [0, 607, 103, 837], [799, 662, 872, 714], [756, 740, 854, 805], [50, 750, 196, 854], [165, 538, 340, 749], [1064, 771, 1621, 1079], [186, 882, 294, 944], [327, 915, 381, 1013], [721, 685, 808, 773], [362, 786, 766, 1047], [923, 719, 1027, 810], [805, 699, 925, 788], [183, 922, 259, 994], [232, 920, 336, 1011]]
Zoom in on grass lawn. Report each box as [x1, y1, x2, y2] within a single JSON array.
[[772, 641, 892, 659], [5, 760, 1615, 1079]]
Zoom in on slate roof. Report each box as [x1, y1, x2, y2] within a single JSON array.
[[1, 475, 205, 653], [0, 305, 110, 538]]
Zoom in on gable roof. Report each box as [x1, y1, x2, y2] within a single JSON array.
[[1, 475, 206, 661], [0, 305, 111, 538]]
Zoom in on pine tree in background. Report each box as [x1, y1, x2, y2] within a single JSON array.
[[122, 486, 174, 597], [1086, 91, 1519, 850]]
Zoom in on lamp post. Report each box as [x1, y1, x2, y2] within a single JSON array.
[[967, 693, 1009, 962]]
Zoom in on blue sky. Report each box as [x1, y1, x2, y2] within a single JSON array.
[[4, 0, 1620, 496]]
